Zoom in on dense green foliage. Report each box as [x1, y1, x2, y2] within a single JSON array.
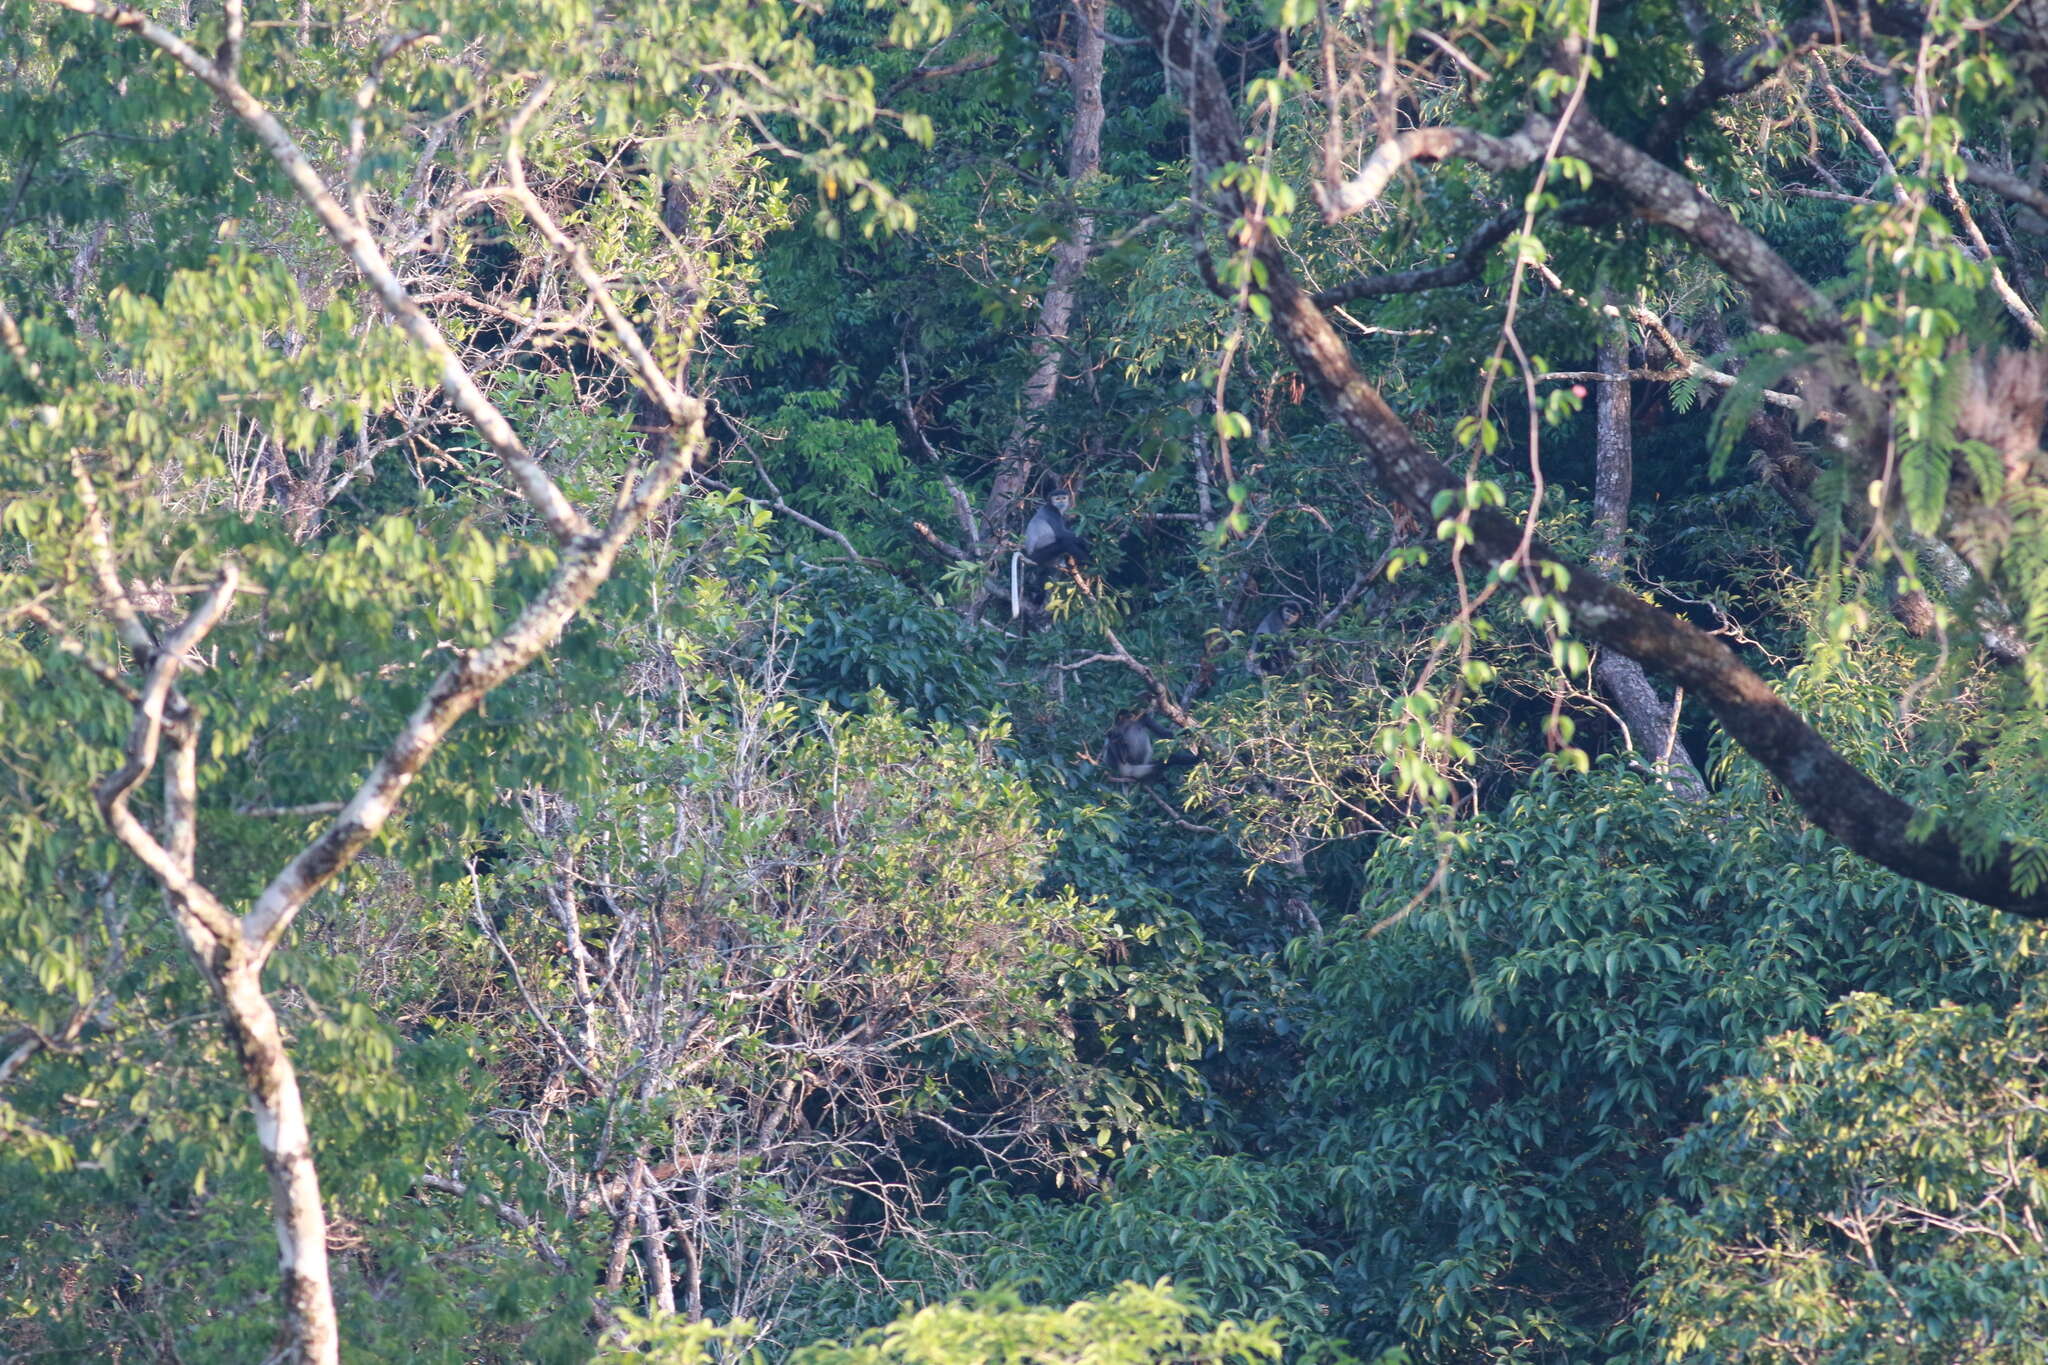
[[7, 0, 2048, 1360]]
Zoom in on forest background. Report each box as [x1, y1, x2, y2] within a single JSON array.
[[7, 0, 2048, 1360]]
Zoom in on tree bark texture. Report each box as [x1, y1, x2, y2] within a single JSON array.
[[1590, 322, 1707, 800], [981, 0, 1107, 539]]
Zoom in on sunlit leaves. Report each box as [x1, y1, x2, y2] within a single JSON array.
[[1645, 989, 2048, 1363]]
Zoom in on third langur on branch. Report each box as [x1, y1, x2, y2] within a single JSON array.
[[1102, 708, 1199, 781], [1012, 490, 1089, 618], [1247, 599, 1305, 676]]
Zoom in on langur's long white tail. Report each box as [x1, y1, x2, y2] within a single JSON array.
[[1011, 552, 1023, 619]]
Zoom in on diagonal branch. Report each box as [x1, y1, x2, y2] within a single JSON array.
[[92, 564, 245, 949], [36, 0, 594, 546], [39, 0, 712, 961], [71, 457, 156, 655], [1312, 207, 1520, 304], [240, 420, 702, 962], [1122, 0, 2048, 916], [1312, 200, 1620, 306], [1315, 104, 1843, 344], [1315, 125, 1544, 223], [17, 602, 140, 702], [1962, 156, 2048, 220], [498, 78, 701, 432]]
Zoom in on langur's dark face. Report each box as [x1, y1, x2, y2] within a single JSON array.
[[1050, 490, 1075, 514], [1282, 604, 1303, 625]]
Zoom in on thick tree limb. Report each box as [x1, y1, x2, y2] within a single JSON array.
[[1963, 156, 2048, 221], [78, 564, 343, 1365], [1545, 115, 1846, 344], [1317, 101, 1843, 345], [1123, 0, 2048, 916], [1316, 126, 1544, 223]]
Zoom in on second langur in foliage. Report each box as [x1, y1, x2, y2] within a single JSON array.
[[1247, 600, 1306, 677], [1101, 708, 1200, 781], [1012, 489, 1089, 618]]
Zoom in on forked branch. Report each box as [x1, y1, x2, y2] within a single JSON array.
[[38, 0, 594, 545], [33, 7, 717, 1363]]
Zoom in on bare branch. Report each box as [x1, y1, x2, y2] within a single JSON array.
[[1534, 366, 1815, 413], [233, 802, 348, 819], [1943, 167, 2044, 339], [37, 0, 594, 545], [241, 420, 701, 962], [17, 603, 140, 703], [1312, 207, 1519, 304], [498, 78, 702, 433], [910, 520, 972, 561], [883, 53, 998, 97], [1315, 125, 1543, 223], [1306, 98, 1843, 344], [94, 566, 238, 840], [71, 457, 156, 655], [415, 1174, 569, 1271], [90, 569, 245, 957]]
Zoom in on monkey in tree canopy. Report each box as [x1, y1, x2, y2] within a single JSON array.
[[1248, 599, 1306, 676], [1012, 489, 1089, 617]]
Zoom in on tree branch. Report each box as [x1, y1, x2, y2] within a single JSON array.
[[241, 424, 701, 962], [17, 602, 140, 702], [499, 78, 701, 434], [1122, 0, 2048, 916], [1641, 12, 1916, 161], [1312, 207, 1519, 304], [37, 0, 594, 546], [1315, 125, 1545, 223], [1591, 311, 1707, 799], [1963, 156, 2048, 220]]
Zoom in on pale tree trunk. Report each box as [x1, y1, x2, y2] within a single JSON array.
[[980, 0, 1107, 539], [1590, 319, 1708, 800], [25, 7, 714, 1360], [635, 1160, 677, 1314], [220, 964, 336, 1356]]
